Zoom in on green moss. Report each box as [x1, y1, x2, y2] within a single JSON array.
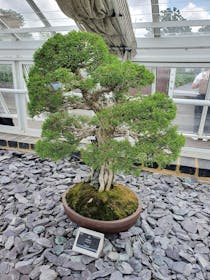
[[66, 183, 139, 221]]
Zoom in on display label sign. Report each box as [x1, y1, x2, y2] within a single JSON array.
[[72, 227, 104, 258]]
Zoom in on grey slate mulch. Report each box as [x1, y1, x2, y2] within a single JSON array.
[[0, 149, 210, 280]]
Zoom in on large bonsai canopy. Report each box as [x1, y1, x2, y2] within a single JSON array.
[[27, 30, 185, 192]]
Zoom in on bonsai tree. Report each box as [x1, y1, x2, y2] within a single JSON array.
[[27, 31, 184, 221]]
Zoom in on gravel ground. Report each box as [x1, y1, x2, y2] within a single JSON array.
[[0, 149, 210, 280]]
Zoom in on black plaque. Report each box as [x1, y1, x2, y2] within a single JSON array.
[[76, 232, 100, 253]]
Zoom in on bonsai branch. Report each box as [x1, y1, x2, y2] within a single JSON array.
[[82, 91, 102, 112], [65, 101, 91, 110], [70, 126, 97, 141], [113, 127, 138, 141]]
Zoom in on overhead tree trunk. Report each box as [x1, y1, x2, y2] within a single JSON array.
[[55, 0, 137, 59]]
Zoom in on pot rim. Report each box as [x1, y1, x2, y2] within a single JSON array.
[[62, 183, 142, 225]]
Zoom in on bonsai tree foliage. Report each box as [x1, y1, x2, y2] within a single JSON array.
[[28, 31, 185, 194]]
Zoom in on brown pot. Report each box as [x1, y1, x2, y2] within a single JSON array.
[[62, 184, 142, 234]]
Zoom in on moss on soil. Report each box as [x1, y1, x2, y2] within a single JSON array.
[[66, 182, 139, 221]]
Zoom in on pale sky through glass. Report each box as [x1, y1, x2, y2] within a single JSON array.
[[127, 0, 210, 20], [168, 0, 210, 11], [0, 0, 75, 27], [0, 0, 210, 27]]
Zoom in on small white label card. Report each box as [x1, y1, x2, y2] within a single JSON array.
[[72, 227, 104, 258]]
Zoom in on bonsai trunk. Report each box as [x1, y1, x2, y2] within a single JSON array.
[[88, 126, 114, 191], [91, 165, 114, 192]]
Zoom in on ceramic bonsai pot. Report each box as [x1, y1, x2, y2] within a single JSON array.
[[62, 185, 142, 234]]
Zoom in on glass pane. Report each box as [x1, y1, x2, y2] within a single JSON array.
[[0, 90, 16, 114], [173, 67, 210, 136], [173, 104, 194, 133], [0, 93, 17, 115], [159, 1, 210, 37], [0, 64, 16, 115], [0, 34, 14, 41], [128, 0, 152, 37], [174, 68, 196, 99], [174, 103, 210, 136], [199, 25, 210, 34], [0, 64, 13, 88], [204, 109, 210, 136], [22, 64, 33, 88], [0, 0, 43, 28], [156, 67, 170, 93], [0, 64, 16, 126], [0, 0, 77, 40], [173, 68, 210, 99], [133, 28, 152, 38], [34, 0, 76, 27], [128, 0, 152, 23]]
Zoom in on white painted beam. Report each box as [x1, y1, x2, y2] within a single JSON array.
[[136, 36, 210, 49], [0, 18, 21, 40], [25, 0, 55, 35], [12, 62, 28, 132], [1, 35, 210, 63], [134, 49, 210, 63], [133, 19, 210, 28], [0, 20, 209, 35], [0, 89, 27, 94], [0, 25, 78, 34], [173, 99, 210, 106], [168, 68, 176, 98]]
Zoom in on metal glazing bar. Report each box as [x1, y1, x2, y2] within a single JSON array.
[[198, 74, 210, 136], [133, 19, 210, 28], [25, 0, 56, 34], [198, 106, 208, 137], [151, 0, 160, 38], [0, 25, 77, 34], [12, 62, 28, 132], [0, 92, 10, 114], [0, 88, 27, 94], [168, 68, 176, 97], [173, 98, 210, 106], [0, 18, 21, 40]]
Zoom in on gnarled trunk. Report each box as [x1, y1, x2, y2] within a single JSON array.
[[89, 122, 114, 191], [90, 165, 114, 192]]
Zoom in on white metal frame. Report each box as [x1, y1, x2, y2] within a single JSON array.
[[198, 79, 210, 138], [25, 0, 54, 30], [0, 18, 21, 40], [0, 60, 40, 137], [133, 19, 210, 29], [0, 25, 78, 34], [168, 68, 176, 98], [0, 23, 210, 141], [12, 62, 28, 132], [0, 19, 209, 34], [0, 91, 10, 114], [166, 64, 210, 139]]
